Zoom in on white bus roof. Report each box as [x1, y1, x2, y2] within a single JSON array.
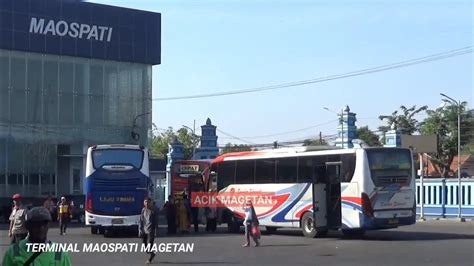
[[90, 144, 144, 150], [213, 146, 410, 163]]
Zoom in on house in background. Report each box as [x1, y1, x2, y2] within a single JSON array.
[[424, 154, 474, 178]]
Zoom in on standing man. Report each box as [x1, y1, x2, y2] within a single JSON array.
[[58, 197, 72, 235], [8, 194, 27, 244], [140, 197, 157, 264], [43, 196, 55, 218], [163, 195, 177, 235], [2, 207, 72, 265]]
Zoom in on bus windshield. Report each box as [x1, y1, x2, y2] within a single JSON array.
[[366, 149, 412, 186], [367, 149, 411, 170], [92, 149, 144, 169]]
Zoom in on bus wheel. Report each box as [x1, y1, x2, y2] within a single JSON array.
[[265, 226, 278, 234], [227, 216, 240, 233], [91, 226, 98, 235], [98, 227, 105, 235], [104, 228, 114, 237], [301, 212, 327, 238], [341, 229, 366, 238]]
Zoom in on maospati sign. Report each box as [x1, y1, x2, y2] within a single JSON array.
[[29, 17, 113, 42]]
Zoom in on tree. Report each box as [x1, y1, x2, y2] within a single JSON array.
[[149, 125, 196, 159], [221, 143, 252, 154], [302, 138, 328, 146], [420, 102, 473, 177], [379, 105, 428, 135], [356, 126, 381, 147]]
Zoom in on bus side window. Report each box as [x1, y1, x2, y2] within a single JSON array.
[[340, 154, 356, 182], [217, 161, 236, 190], [297, 157, 314, 183], [275, 158, 297, 183], [236, 160, 255, 184], [255, 159, 276, 184]]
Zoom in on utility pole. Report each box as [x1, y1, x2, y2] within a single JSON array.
[[440, 93, 464, 222], [324, 107, 345, 148], [183, 120, 198, 159], [319, 132, 322, 145]]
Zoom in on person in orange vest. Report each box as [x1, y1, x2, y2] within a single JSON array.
[[57, 197, 72, 235]]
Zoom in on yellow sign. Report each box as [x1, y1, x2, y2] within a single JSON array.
[[99, 196, 135, 203], [179, 165, 199, 172]]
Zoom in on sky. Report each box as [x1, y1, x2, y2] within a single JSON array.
[[89, 0, 473, 146]]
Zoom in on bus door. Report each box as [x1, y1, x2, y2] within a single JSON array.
[[312, 183, 327, 229], [325, 161, 342, 228]]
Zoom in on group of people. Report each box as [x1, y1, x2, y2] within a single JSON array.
[[162, 194, 218, 235], [3, 193, 72, 265]]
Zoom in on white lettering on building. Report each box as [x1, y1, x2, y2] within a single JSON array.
[[29, 17, 113, 42]]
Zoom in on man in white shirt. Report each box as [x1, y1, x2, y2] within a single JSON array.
[[9, 194, 27, 244], [242, 200, 260, 247]]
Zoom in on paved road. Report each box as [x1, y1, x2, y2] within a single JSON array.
[[1, 221, 473, 266]]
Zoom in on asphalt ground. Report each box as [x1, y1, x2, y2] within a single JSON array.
[[1, 220, 473, 266]]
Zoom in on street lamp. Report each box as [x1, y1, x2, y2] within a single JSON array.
[[324, 107, 344, 148], [131, 112, 151, 143], [183, 121, 199, 159], [440, 93, 463, 221]]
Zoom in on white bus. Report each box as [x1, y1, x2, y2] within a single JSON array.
[[210, 146, 416, 237], [85, 144, 151, 236]]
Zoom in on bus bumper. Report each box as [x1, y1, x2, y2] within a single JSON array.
[[85, 211, 140, 227], [361, 212, 416, 229]]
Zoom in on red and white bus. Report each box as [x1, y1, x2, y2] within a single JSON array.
[[210, 146, 416, 237]]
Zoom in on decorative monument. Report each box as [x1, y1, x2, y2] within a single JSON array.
[[193, 118, 219, 160], [335, 105, 357, 148]]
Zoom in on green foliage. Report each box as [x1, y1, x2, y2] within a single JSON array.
[[149, 124, 197, 159], [420, 102, 473, 177], [379, 105, 428, 135], [356, 126, 381, 147], [221, 143, 252, 154], [302, 138, 328, 146]]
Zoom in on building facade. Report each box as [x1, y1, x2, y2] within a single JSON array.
[[0, 0, 161, 199]]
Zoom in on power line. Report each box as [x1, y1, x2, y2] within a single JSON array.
[[229, 119, 339, 139], [216, 129, 257, 145], [153, 46, 473, 101]]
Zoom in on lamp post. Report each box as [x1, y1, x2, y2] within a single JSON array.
[[131, 112, 151, 143], [324, 107, 344, 148], [440, 93, 463, 221], [183, 120, 198, 159]]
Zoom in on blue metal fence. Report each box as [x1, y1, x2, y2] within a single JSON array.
[[416, 178, 474, 218]]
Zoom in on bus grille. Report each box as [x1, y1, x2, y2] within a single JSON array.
[[377, 176, 409, 186], [93, 178, 140, 190]]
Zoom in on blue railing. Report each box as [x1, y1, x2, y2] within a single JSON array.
[[416, 178, 474, 218]]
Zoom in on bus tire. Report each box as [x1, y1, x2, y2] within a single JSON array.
[[227, 216, 241, 233], [91, 226, 98, 235], [341, 229, 366, 238], [301, 212, 327, 238], [98, 227, 105, 235], [104, 228, 114, 237], [265, 226, 278, 234]]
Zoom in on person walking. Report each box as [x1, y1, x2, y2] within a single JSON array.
[[176, 199, 190, 233], [2, 207, 72, 265], [205, 206, 217, 232], [58, 197, 72, 235], [242, 200, 260, 247], [43, 196, 55, 218], [163, 195, 177, 235], [8, 194, 27, 244], [139, 197, 158, 264]]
